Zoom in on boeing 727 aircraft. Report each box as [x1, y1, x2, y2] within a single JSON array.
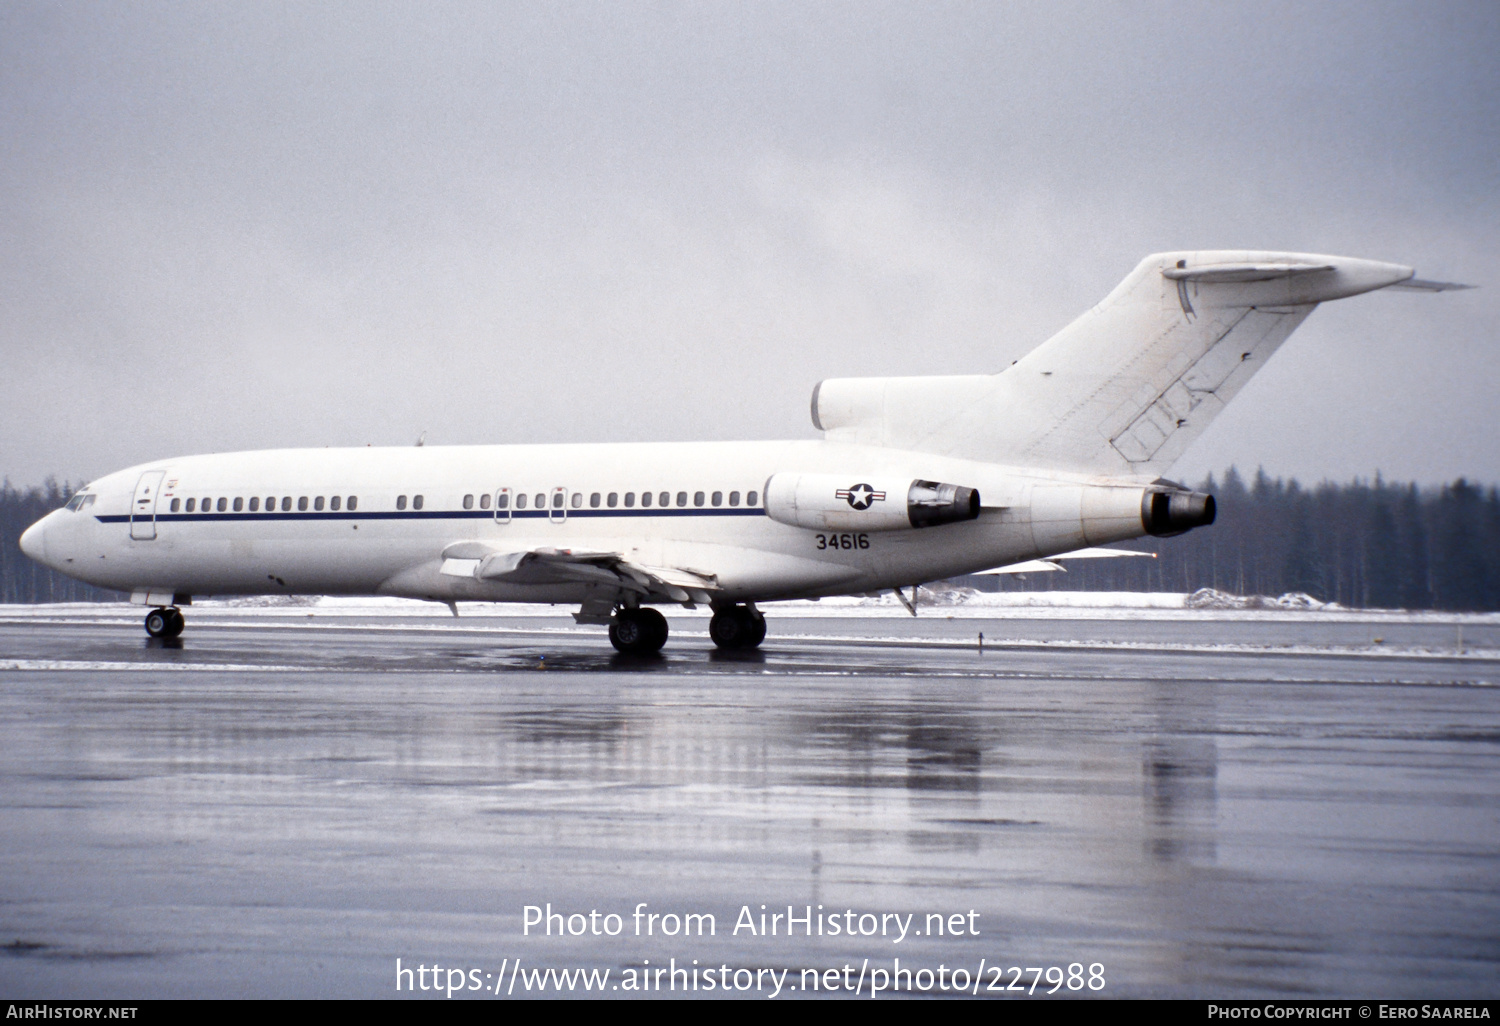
[[19, 250, 1467, 653]]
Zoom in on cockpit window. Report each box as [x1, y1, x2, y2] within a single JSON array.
[[64, 493, 96, 512]]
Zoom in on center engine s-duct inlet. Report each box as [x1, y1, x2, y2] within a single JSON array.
[[765, 473, 982, 532]]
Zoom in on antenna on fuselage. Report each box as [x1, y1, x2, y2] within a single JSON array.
[[415, 431, 426, 447]]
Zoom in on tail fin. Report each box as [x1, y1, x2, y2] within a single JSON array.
[[814, 251, 1430, 477]]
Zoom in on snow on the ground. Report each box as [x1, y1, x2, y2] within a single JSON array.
[[2, 589, 1498, 624]]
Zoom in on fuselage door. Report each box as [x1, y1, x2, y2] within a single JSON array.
[[550, 487, 567, 524], [130, 470, 165, 540], [494, 488, 511, 524]]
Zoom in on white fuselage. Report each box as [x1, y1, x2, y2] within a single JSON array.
[[32, 248, 1427, 617], [21, 439, 1155, 606]]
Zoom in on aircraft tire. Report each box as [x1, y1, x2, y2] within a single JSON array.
[[638, 607, 668, 651], [165, 608, 185, 637], [743, 608, 767, 648], [709, 608, 745, 649], [609, 609, 668, 655], [710, 606, 766, 650], [144, 609, 170, 638]]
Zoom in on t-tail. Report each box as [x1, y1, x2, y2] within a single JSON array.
[[812, 251, 1470, 480]]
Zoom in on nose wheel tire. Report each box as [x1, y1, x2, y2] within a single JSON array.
[[144, 607, 185, 639], [710, 606, 766, 650], [609, 607, 668, 654]]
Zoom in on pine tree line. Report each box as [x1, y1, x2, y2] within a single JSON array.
[[0, 479, 118, 603], [995, 468, 1500, 611], [3, 470, 1498, 609]]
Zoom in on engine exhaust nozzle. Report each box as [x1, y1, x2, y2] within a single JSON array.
[[1143, 489, 1216, 537]]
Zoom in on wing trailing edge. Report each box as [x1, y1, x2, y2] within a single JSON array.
[[438, 542, 719, 606]]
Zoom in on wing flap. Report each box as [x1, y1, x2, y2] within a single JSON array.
[[437, 542, 720, 602]]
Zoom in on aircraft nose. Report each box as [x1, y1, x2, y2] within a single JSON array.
[[19, 517, 48, 564]]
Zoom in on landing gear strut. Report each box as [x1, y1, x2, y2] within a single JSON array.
[[144, 607, 185, 639], [709, 605, 766, 650], [609, 607, 668, 655]]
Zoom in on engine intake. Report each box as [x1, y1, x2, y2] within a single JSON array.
[[764, 473, 982, 532], [1142, 488, 1216, 537]]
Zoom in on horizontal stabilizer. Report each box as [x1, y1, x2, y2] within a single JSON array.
[[975, 547, 1157, 575], [1383, 278, 1475, 292], [1162, 262, 1334, 283]]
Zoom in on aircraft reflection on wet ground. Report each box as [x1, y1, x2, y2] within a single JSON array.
[[0, 610, 1496, 998]]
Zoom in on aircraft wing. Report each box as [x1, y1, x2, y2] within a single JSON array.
[[975, 546, 1157, 575], [438, 542, 720, 605]]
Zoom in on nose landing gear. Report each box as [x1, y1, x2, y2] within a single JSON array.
[[709, 604, 766, 650], [144, 607, 185, 639]]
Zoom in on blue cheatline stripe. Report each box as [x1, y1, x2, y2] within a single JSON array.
[[97, 508, 767, 525]]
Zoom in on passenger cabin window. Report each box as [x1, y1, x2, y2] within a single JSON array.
[[202, 496, 211, 510], [571, 492, 582, 508], [297, 496, 308, 511], [463, 494, 474, 509], [748, 490, 759, 506], [217, 497, 227, 512], [712, 491, 722, 506], [641, 491, 652, 507], [729, 491, 740, 506], [624, 492, 635, 507], [590, 493, 601, 508], [608, 492, 618, 507], [693, 491, 704, 507], [313, 497, 324, 511], [250, 497, 260, 511], [515, 493, 527, 509], [329, 496, 339, 511], [170, 498, 180, 512], [185, 498, 196, 512], [281, 497, 292, 512], [396, 495, 407, 510], [677, 491, 687, 507], [480, 493, 491, 509], [347, 496, 357, 511], [266, 496, 275, 510], [659, 491, 670, 507], [551, 492, 562, 509], [535, 493, 545, 509], [413, 495, 424, 510], [234, 497, 244, 512]]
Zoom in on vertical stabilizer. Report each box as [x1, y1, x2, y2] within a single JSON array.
[[813, 251, 1420, 477]]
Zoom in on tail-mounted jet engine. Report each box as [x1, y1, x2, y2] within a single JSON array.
[[764, 473, 981, 532], [1142, 485, 1216, 537]]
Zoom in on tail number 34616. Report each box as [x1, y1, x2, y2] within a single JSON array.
[[815, 533, 869, 550]]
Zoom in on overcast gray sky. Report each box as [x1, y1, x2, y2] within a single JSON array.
[[2, 1, 1496, 489]]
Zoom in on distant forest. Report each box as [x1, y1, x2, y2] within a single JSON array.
[[984, 468, 1500, 611], [3, 470, 1499, 610]]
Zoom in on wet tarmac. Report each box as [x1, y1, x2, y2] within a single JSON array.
[[1, 607, 1497, 999]]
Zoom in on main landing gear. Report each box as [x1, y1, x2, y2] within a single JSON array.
[[609, 607, 669, 655], [604, 604, 767, 655], [144, 607, 185, 639], [709, 604, 766, 651]]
